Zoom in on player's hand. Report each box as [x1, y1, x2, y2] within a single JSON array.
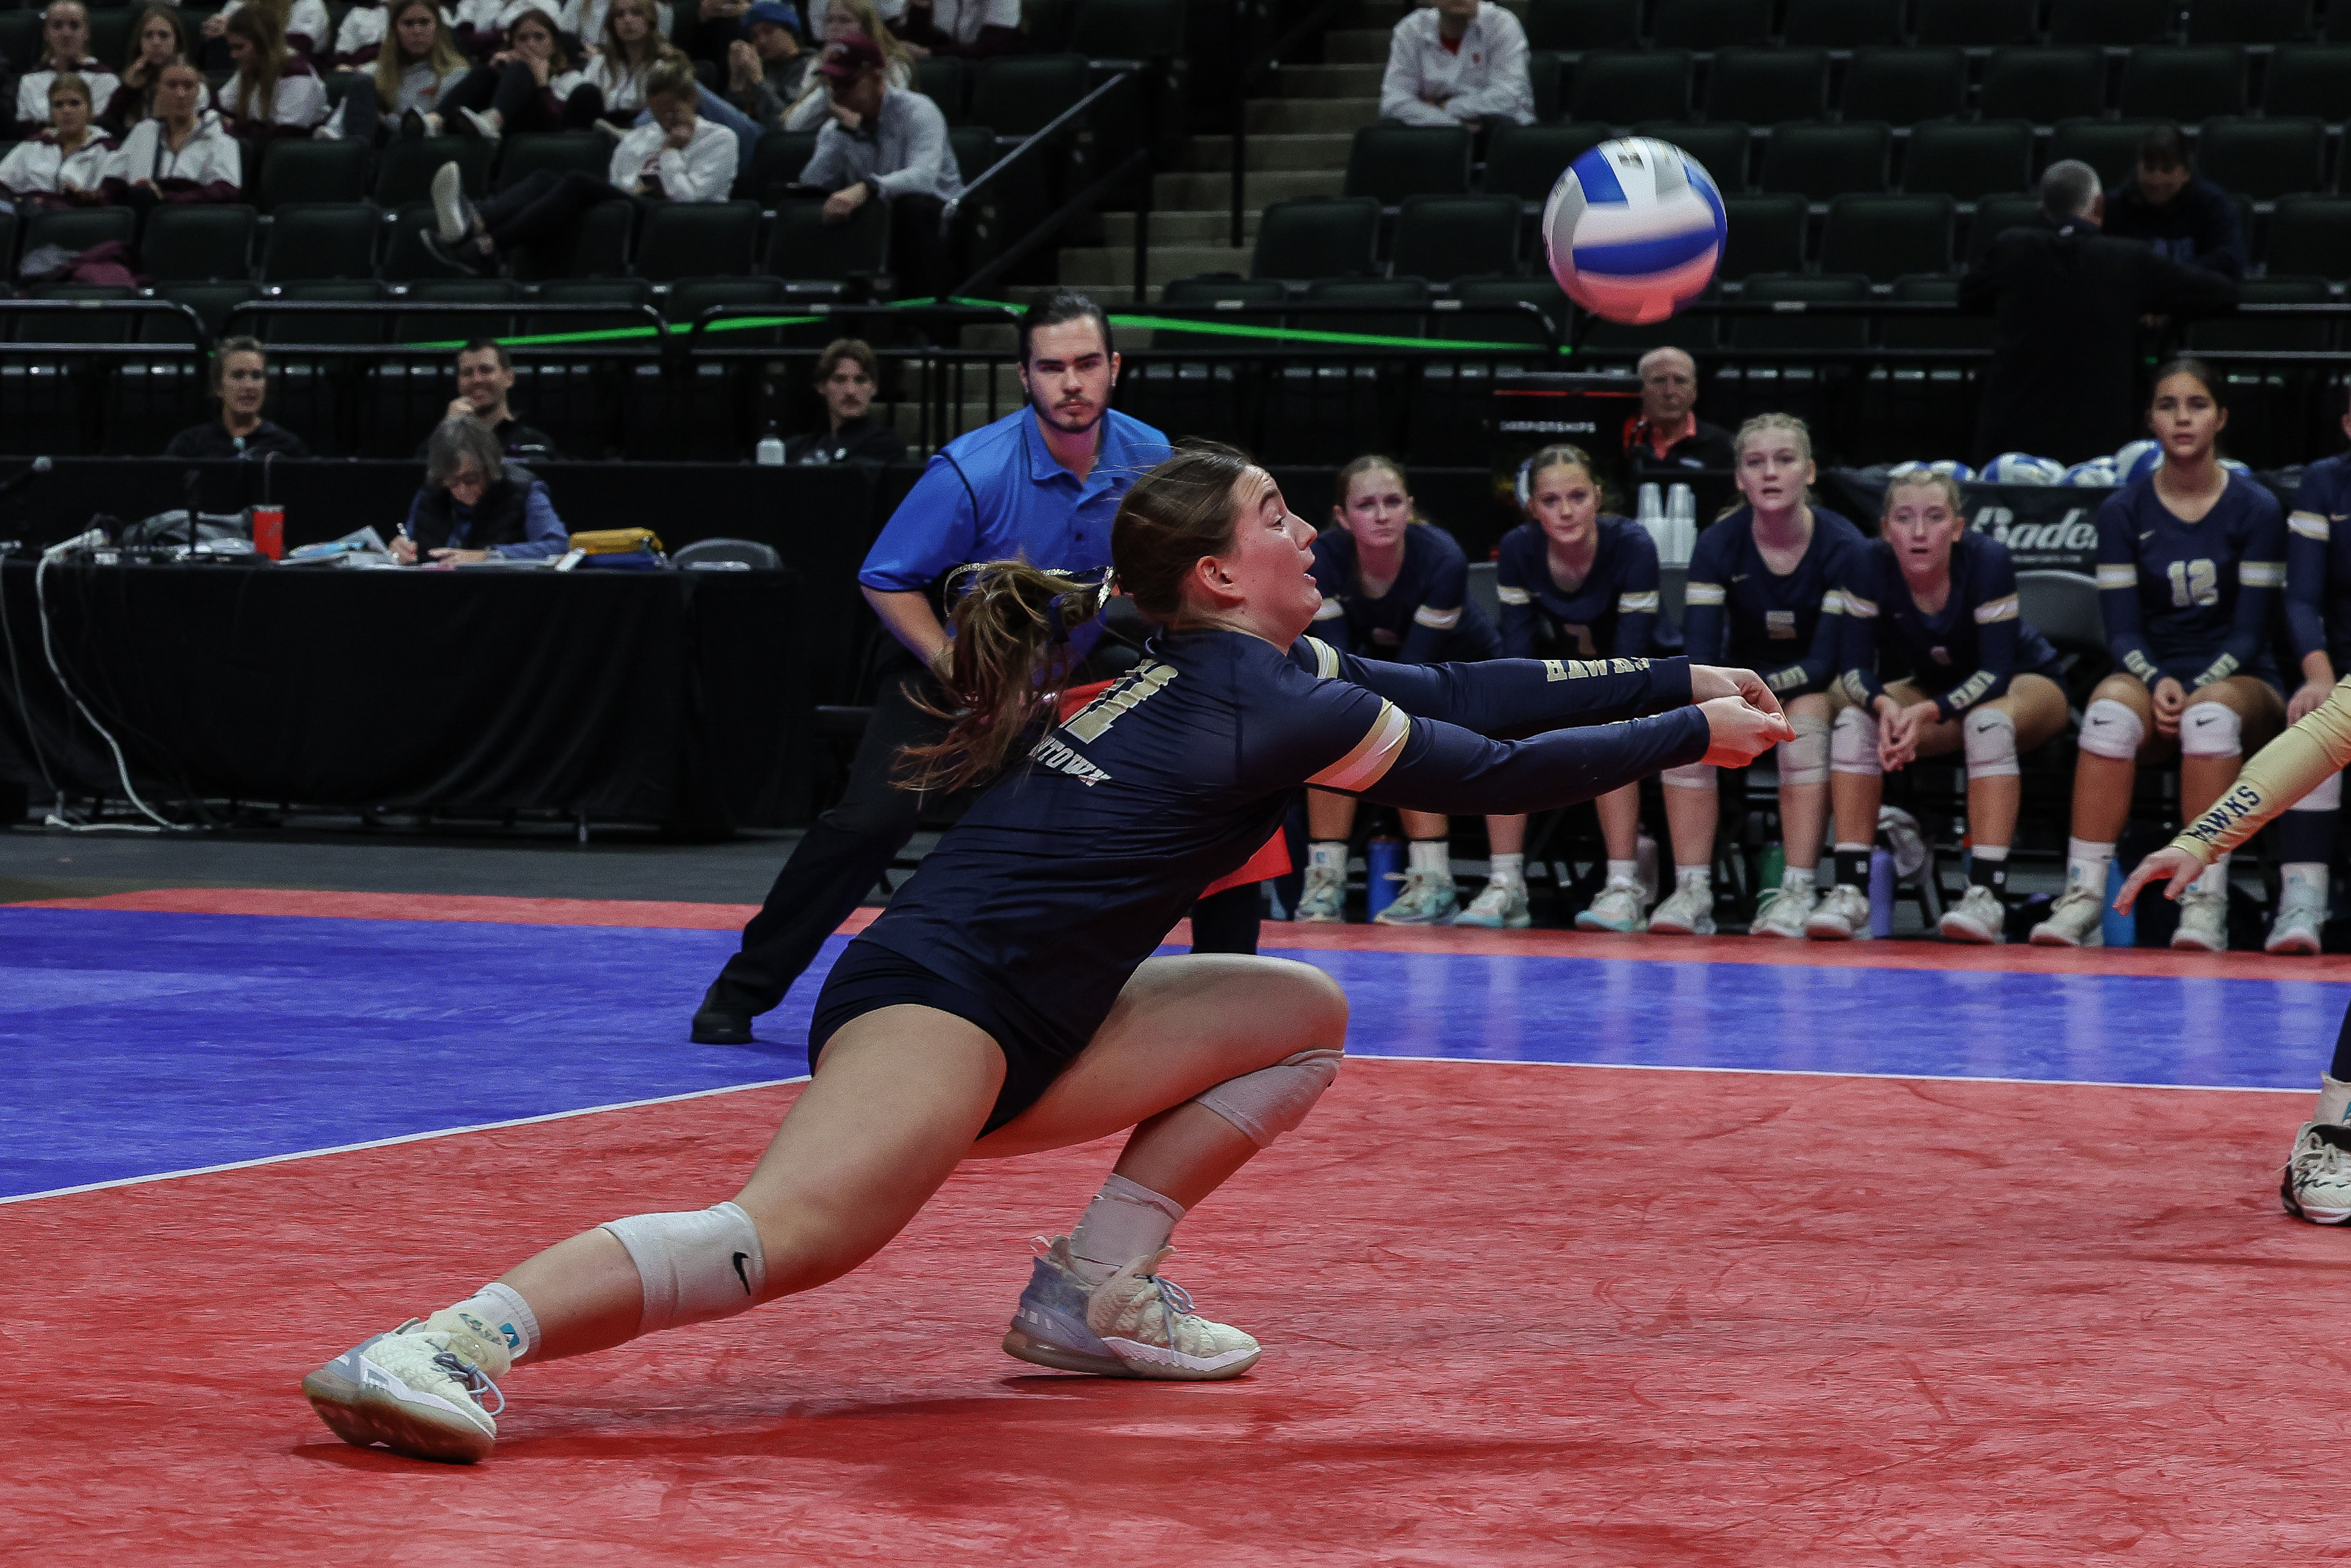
[[389, 533, 418, 564], [2291, 677, 2333, 724], [1688, 663, 1782, 718], [2115, 845, 2202, 914], [2150, 676, 2186, 737], [1698, 696, 1796, 768]]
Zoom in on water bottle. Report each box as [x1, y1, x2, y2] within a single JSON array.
[[1636, 482, 1665, 552], [2102, 859, 2135, 947], [755, 424, 785, 466], [1868, 847, 1895, 938], [1365, 836, 1405, 921], [1664, 482, 1698, 569], [1759, 843, 1785, 894], [1635, 831, 1659, 904]]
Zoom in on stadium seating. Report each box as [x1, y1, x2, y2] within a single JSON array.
[[1978, 48, 2106, 124], [1840, 48, 1967, 126], [1524, 0, 1642, 53], [2259, 46, 2351, 120], [2197, 118, 2326, 202], [2045, 0, 2172, 45], [1389, 195, 1520, 282], [2047, 120, 2163, 189], [1965, 193, 2047, 263], [260, 204, 378, 283], [1717, 192, 1807, 277], [2187, 0, 2311, 43], [493, 133, 607, 193], [1759, 123, 1889, 201], [1636, 119, 1746, 189], [1912, 0, 2037, 47], [1483, 122, 1609, 204], [374, 138, 490, 207], [740, 131, 819, 201], [967, 54, 1089, 137], [257, 138, 372, 211], [1649, 0, 1772, 50], [1901, 120, 2033, 201], [763, 196, 891, 288], [1344, 125, 1472, 204], [24, 207, 134, 258], [1569, 49, 1692, 124], [141, 205, 256, 285], [1781, 0, 1903, 47], [1251, 197, 1380, 282], [1817, 194, 1956, 282], [2268, 197, 2351, 280], [1703, 47, 1827, 125], [634, 201, 761, 282], [2116, 46, 2247, 121]]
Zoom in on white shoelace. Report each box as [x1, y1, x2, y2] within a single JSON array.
[[431, 1349, 506, 1417]]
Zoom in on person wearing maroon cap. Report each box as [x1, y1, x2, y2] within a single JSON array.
[[798, 30, 961, 295]]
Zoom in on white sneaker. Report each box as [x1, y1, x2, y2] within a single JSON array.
[[2028, 885, 2106, 947], [2283, 1123, 2351, 1223], [1939, 884, 2006, 944], [1646, 881, 1715, 935], [2170, 884, 2229, 951], [430, 160, 468, 242], [2266, 898, 2325, 956], [1373, 868, 1460, 926], [1749, 880, 1817, 938], [1293, 863, 1346, 923], [459, 106, 501, 141], [1573, 876, 1646, 933], [301, 1309, 514, 1463], [1803, 883, 1871, 941], [1455, 877, 1532, 929], [1004, 1237, 1260, 1380]]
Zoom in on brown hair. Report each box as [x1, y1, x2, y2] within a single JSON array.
[[600, 0, 672, 70], [375, 0, 468, 108], [1520, 442, 1604, 512], [209, 335, 266, 396], [1334, 453, 1408, 512], [46, 71, 90, 108], [898, 442, 1255, 792], [224, 5, 288, 122], [127, 4, 190, 91], [504, 7, 570, 74], [644, 53, 698, 103], [2149, 355, 2225, 411], [1882, 469, 1965, 519], [814, 337, 878, 384]]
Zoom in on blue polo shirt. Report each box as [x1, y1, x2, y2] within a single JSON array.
[[858, 406, 1172, 599]]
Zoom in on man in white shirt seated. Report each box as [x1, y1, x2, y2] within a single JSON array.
[[798, 32, 961, 296], [418, 54, 737, 274], [1378, 0, 1532, 131]]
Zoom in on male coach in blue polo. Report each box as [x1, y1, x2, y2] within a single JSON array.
[[693, 291, 1170, 1043]]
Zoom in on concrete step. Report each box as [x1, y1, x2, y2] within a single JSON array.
[[1323, 27, 1391, 63], [1181, 131, 1352, 172], [1246, 95, 1379, 132], [1153, 167, 1343, 208], [1271, 62, 1384, 98], [1059, 244, 1252, 289], [1099, 208, 1259, 245]]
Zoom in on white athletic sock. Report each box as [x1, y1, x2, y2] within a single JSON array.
[[1488, 851, 1524, 885], [1408, 839, 1448, 876], [2066, 837, 2117, 892], [2283, 862, 2330, 907], [445, 1282, 540, 1362], [1972, 843, 2010, 863], [1782, 863, 1815, 891], [2318, 1074, 2351, 1127], [1675, 864, 1712, 892], [1308, 840, 1346, 873], [2192, 853, 2230, 896], [1068, 1173, 1185, 1286], [1605, 857, 1638, 886]]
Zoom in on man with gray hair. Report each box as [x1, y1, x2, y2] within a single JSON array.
[[1960, 157, 2236, 465], [1624, 344, 1733, 482]]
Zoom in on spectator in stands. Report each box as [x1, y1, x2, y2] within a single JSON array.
[[787, 338, 906, 464], [422, 55, 737, 274], [801, 33, 960, 297], [391, 416, 570, 564], [564, 0, 674, 53], [165, 338, 314, 460], [426, 340, 564, 460], [15, 2, 121, 134], [106, 60, 243, 207], [695, 0, 756, 62], [218, 6, 332, 146], [204, 0, 331, 61], [782, 0, 911, 131], [1, 76, 116, 208], [723, 1, 813, 128], [329, 0, 471, 140], [1378, 0, 1531, 131], [2103, 124, 2246, 281], [897, 0, 1024, 59], [578, 0, 674, 127], [328, 0, 391, 69], [439, 6, 600, 137], [104, 5, 192, 134], [1623, 346, 1732, 482], [447, 0, 515, 60], [1961, 158, 2237, 466], [692, 291, 1173, 1044]]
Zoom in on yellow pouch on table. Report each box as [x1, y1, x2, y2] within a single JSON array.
[[569, 528, 665, 555]]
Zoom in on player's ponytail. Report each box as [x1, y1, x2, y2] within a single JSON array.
[[897, 560, 1109, 794]]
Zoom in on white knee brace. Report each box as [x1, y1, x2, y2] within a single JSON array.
[[2180, 701, 2241, 758], [1662, 761, 1716, 789], [2078, 697, 2145, 760], [2291, 771, 2345, 813], [1192, 1048, 1343, 1148], [1778, 711, 1830, 786], [1962, 707, 2019, 779], [1830, 705, 1882, 777], [602, 1200, 767, 1336]]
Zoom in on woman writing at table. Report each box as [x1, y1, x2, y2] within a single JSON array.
[[391, 416, 570, 564], [164, 338, 313, 460]]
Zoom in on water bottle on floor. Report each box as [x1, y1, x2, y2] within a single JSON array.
[[1365, 836, 1406, 921]]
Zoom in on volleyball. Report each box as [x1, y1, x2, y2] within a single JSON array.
[[2064, 457, 2118, 486], [1542, 138, 1726, 325], [2115, 439, 2161, 483], [1982, 452, 2066, 485], [1889, 458, 1976, 483]]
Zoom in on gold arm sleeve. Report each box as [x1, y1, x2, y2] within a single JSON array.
[[2169, 675, 2351, 865]]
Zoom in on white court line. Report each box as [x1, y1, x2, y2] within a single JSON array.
[[1, 1054, 2303, 1210], [0, 1075, 811, 1208]]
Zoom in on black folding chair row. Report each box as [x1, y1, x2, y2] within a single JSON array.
[[1524, 0, 2336, 53]]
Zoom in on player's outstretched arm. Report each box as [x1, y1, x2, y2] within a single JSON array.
[[1299, 639, 1778, 737]]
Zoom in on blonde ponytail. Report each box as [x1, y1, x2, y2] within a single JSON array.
[[895, 562, 1110, 793]]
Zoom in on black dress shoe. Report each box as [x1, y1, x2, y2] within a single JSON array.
[[692, 984, 755, 1045]]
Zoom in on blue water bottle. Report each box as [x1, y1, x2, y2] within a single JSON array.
[[1365, 836, 1405, 920], [1868, 848, 1895, 938], [2101, 859, 2135, 947]]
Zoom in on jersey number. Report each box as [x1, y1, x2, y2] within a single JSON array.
[[2166, 558, 2219, 608], [1064, 661, 1178, 741]]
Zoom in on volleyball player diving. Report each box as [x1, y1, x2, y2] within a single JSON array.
[[298, 444, 1795, 1463]]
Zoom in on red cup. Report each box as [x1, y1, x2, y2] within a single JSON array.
[[252, 505, 283, 560]]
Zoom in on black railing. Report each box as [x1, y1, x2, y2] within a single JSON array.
[[1228, 0, 1353, 249], [943, 68, 1144, 297]]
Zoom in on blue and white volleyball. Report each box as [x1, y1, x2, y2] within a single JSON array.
[[1982, 452, 2066, 485], [1543, 138, 1725, 325], [2114, 439, 2161, 483], [1889, 459, 1975, 483], [2063, 457, 2118, 487]]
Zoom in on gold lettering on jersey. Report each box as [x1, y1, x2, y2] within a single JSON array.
[[1064, 660, 1178, 742], [1028, 734, 1112, 786], [1544, 657, 1648, 681]]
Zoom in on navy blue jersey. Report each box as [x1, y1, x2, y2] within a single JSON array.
[[1494, 516, 1678, 660], [1311, 522, 1501, 663], [1835, 532, 2063, 721], [1680, 505, 1867, 697], [855, 633, 1706, 1068], [2286, 453, 2351, 665], [2095, 471, 2286, 688]]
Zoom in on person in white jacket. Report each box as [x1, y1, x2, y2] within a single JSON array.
[[1378, 0, 1532, 130], [14, 1, 122, 131], [0, 73, 115, 207], [419, 53, 735, 273], [104, 60, 246, 207]]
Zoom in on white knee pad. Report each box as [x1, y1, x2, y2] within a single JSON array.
[[1192, 1048, 1343, 1148], [1830, 705, 1882, 777], [2291, 771, 2345, 813], [1778, 711, 1830, 786], [1962, 707, 2019, 780], [602, 1201, 766, 1335], [1662, 761, 1716, 790], [2180, 701, 2242, 758], [2078, 697, 2145, 760]]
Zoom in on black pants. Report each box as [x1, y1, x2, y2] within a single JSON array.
[[711, 646, 1261, 1014], [440, 63, 602, 132], [480, 167, 621, 256], [888, 192, 953, 300]]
